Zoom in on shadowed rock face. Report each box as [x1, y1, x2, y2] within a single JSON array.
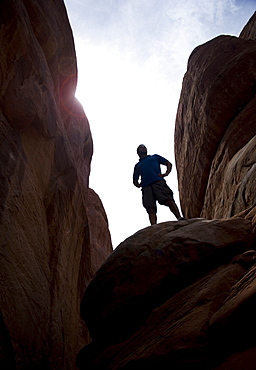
[[174, 12, 256, 220], [0, 0, 112, 369], [77, 218, 255, 369]]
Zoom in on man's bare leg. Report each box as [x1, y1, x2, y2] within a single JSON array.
[[166, 199, 182, 219], [147, 207, 157, 225]]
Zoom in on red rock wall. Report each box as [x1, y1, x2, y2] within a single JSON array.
[[175, 12, 256, 221], [0, 0, 112, 369]]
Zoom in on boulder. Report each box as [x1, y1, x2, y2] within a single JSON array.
[[81, 218, 252, 344], [78, 218, 254, 369], [87, 188, 113, 271]]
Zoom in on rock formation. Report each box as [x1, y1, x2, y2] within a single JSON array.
[[77, 12, 256, 370], [77, 218, 255, 369], [175, 12, 256, 221], [1, 1, 255, 369], [0, 1, 112, 369]]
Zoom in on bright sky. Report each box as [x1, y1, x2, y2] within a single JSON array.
[[64, 0, 255, 248]]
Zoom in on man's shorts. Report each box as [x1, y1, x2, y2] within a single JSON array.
[[142, 180, 174, 210]]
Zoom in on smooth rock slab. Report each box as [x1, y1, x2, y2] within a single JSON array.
[[81, 218, 253, 346]]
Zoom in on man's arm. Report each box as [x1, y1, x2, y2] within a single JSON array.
[[158, 160, 172, 178], [133, 165, 141, 187], [133, 178, 141, 188]]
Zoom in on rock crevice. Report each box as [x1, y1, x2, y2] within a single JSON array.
[[77, 12, 256, 370]]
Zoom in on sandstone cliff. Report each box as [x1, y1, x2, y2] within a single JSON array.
[[175, 12, 256, 221], [0, 1, 112, 369], [77, 13, 256, 370]]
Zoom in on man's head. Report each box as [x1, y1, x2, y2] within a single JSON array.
[[137, 144, 147, 158]]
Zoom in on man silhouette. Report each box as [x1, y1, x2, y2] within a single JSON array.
[[133, 144, 184, 225]]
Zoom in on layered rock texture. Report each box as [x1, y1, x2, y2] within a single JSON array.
[[175, 12, 256, 221], [0, 1, 112, 369], [77, 12, 256, 370]]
